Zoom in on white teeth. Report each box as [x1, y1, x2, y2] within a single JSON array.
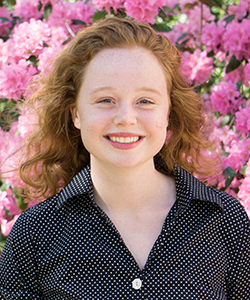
[[109, 136, 140, 143]]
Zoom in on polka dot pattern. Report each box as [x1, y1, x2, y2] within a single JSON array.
[[0, 158, 250, 299]]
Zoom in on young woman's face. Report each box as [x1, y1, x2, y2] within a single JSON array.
[[72, 47, 170, 171]]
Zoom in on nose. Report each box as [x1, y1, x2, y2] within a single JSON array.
[[113, 102, 137, 126]]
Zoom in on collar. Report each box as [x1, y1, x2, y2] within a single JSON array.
[[55, 159, 224, 213]]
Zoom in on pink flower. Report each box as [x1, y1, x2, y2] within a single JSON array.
[[187, 5, 215, 35], [38, 42, 64, 74], [202, 20, 226, 53], [0, 189, 21, 217], [17, 107, 39, 139], [0, 59, 37, 100], [0, 39, 18, 68], [0, 122, 25, 189], [223, 19, 250, 60], [163, 22, 189, 44], [238, 159, 250, 217], [13, 19, 51, 59], [93, 0, 124, 13], [47, 1, 95, 33], [210, 81, 240, 115], [228, 0, 249, 20], [235, 105, 250, 134], [66, 1, 95, 31], [181, 49, 213, 85], [0, 6, 12, 36], [125, 0, 165, 24], [244, 61, 250, 81], [1, 215, 19, 236], [223, 64, 249, 86], [13, 0, 42, 21], [210, 125, 239, 148], [224, 137, 250, 172]]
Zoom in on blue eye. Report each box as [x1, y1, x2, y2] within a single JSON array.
[[138, 99, 153, 104], [98, 98, 113, 103]]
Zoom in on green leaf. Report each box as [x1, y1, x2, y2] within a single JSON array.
[[162, 5, 174, 13], [28, 55, 39, 67], [0, 102, 6, 112], [184, 3, 196, 10], [38, 0, 42, 11], [220, 115, 230, 126], [158, 9, 167, 19], [207, 50, 215, 57], [223, 166, 237, 189], [0, 17, 10, 22], [16, 196, 28, 211], [0, 182, 9, 191], [44, 2, 53, 21], [176, 33, 187, 43], [6, 0, 16, 6], [151, 23, 171, 33], [72, 19, 86, 26], [92, 9, 107, 22], [226, 55, 241, 73], [6, 100, 15, 110], [241, 164, 248, 176], [223, 14, 235, 25]]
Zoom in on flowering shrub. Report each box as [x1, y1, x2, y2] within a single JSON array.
[[0, 0, 250, 253]]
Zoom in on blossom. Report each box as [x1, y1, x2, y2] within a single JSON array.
[[125, 0, 165, 24], [210, 81, 240, 115], [38, 43, 64, 74], [181, 49, 213, 85], [0, 6, 12, 36], [93, 0, 124, 13], [228, 0, 250, 20], [1, 215, 19, 236], [224, 136, 250, 172], [0, 39, 18, 68], [13, 0, 42, 21], [0, 59, 37, 100], [235, 105, 250, 134], [223, 19, 250, 60], [0, 189, 21, 217], [202, 20, 226, 53], [47, 1, 95, 33], [13, 18, 51, 59], [163, 22, 188, 44], [66, 0, 95, 30], [238, 159, 250, 217], [187, 5, 215, 35], [0, 122, 25, 189], [17, 106, 39, 138], [244, 61, 250, 81]]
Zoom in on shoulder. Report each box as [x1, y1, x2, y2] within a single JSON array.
[[9, 195, 60, 244]]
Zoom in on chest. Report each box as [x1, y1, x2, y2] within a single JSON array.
[[37, 202, 228, 299]]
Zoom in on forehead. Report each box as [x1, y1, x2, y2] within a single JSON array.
[[83, 47, 167, 86]]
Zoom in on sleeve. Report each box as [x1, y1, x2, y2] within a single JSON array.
[[0, 213, 44, 299], [225, 200, 250, 300]]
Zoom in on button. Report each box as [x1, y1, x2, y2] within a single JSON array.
[[132, 278, 142, 290]]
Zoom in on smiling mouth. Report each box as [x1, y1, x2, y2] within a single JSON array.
[[106, 136, 140, 143]]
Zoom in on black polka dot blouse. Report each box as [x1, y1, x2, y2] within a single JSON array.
[[0, 158, 250, 299]]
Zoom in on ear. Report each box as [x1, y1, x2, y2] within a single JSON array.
[[70, 105, 81, 130]]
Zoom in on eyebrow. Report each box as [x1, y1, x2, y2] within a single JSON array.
[[90, 86, 163, 96]]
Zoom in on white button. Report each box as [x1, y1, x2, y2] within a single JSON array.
[[132, 278, 142, 290]]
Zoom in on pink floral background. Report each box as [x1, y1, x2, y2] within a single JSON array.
[[0, 0, 250, 252]]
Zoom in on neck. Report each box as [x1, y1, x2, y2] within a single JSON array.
[[90, 157, 174, 212]]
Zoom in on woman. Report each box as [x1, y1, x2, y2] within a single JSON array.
[[0, 17, 249, 299]]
